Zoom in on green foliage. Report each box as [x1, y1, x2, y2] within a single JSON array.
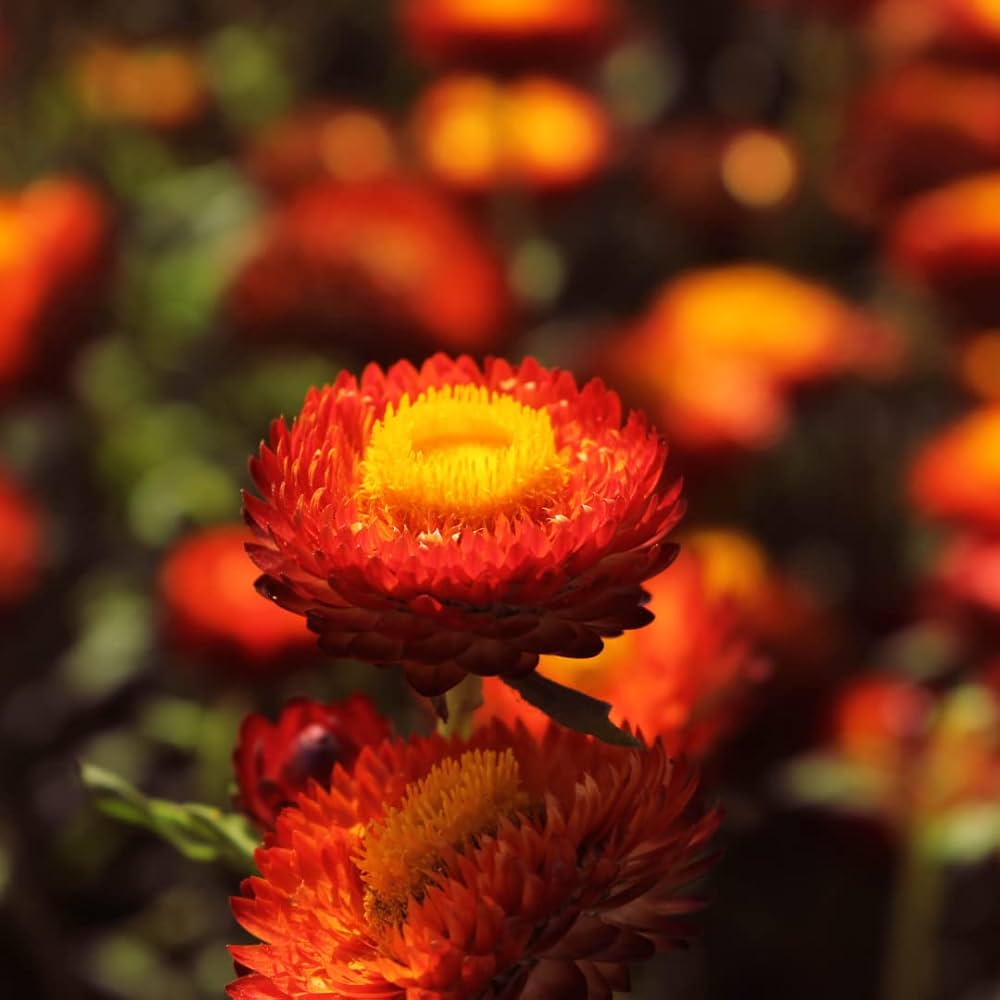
[[502, 673, 641, 747], [81, 763, 259, 871]]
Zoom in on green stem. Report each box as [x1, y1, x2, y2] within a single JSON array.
[[880, 823, 944, 1000], [436, 674, 483, 741]]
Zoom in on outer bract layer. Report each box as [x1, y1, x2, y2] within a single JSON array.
[[233, 696, 391, 830], [228, 721, 719, 999], [244, 354, 682, 695]]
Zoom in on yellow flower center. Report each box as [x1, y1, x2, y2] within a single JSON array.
[[360, 384, 568, 527], [356, 748, 525, 926]]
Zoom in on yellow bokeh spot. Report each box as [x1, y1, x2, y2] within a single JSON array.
[[684, 528, 770, 607], [360, 384, 568, 527], [720, 130, 798, 209], [356, 749, 525, 925]]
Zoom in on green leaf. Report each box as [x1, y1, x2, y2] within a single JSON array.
[[80, 763, 259, 871], [501, 673, 640, 747], [778, 754, 885, 813], [925, 804, 1000, 865]]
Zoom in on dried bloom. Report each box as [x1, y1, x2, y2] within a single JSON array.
[[887, 172, 1000, 321], [228, 721, 719, 999], [73, 41, 208, 129], [481, 550, 764, 756], [0, 469, 42, 606], [0, 177, 107, 390], [228, 180, 510, 356], [683, 528, 836, 670], [411, 75, 610, 193], [399, 0, 617, 66], [930, 533, 1000, 620], [159, 525, 316, 670], [244, 354, 682, 695], [245, 105, 398, 196], [832, 63, 1000, 223], [233, 696, 391, 830], [908, 406, 1000, 532], [958, 331, 1000, 401], [605, 266, 898, 451]]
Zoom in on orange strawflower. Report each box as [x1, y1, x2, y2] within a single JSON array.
[[868, 0, 1000, 58], [480, 549, 764, 756], [228, 721, 720, 999], [228, 180, 510, 356], [244, 354, 682, 695], [908, 406, 1000, 532], [887, 172, 1000, 320], [73, 41, 208, 129], [828, 675, 1000, 828], [159, 525, 316, 670], [245, 105, 398, 196], [233, 696, 391, 830], [958, 331, 1000, 401], [0, 177, 107, 390], [0, 468, 42, 606], [930, 533, 1000, 620], [832, 63, 1000, 223], [411, 74, 610, 193], [683, 527, 836, 669], [606, 265, 898, 451], [399, 0, 617, 65]]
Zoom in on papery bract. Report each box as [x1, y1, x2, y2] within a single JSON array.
[[243, 354, 682, 695]]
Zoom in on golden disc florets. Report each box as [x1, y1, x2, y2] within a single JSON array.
[[360, 384, 568, 527], [356, 747, 525, 925]]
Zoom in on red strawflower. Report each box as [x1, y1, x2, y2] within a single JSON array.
[[0, 176, 107, 391], [832, 62, 1000, 223], [233, 696, 391, 830], [244, 354, 682, 696], [159, 524, 317, 671], [908, 406, 1000, 533], [245, 105, 398, 197], [0, 468, 42, 606], [887, 172, 1000, 321], [398, 0, 618, 66], [228, 720, 720, 999], [480, 549, 764, 757], [228, 180, 510, 357]]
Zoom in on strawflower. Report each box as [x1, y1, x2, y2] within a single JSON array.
[[908, 406, 1000, 532], [398, 0, 617, 65], [0, 176, 107, 390], [605, 265, 898, 451], [228, 720, 720, 999], [245, 105, 398, 196], [159, 524, 316, 671], [480, 549, 764, 756], [228, 180, 510, 356], [828, 674, 1000, 829], [233, 696, 391, 830], [887, 172, 1000, 321], [411, 74, 610, 193], [0, 468, 42, 606], [244, 354, 682, 695], [832, 62, 1000, 223]]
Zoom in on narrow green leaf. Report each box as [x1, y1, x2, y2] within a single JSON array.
[[80, 761, 258, 871], [501, 673, 641, 747]]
